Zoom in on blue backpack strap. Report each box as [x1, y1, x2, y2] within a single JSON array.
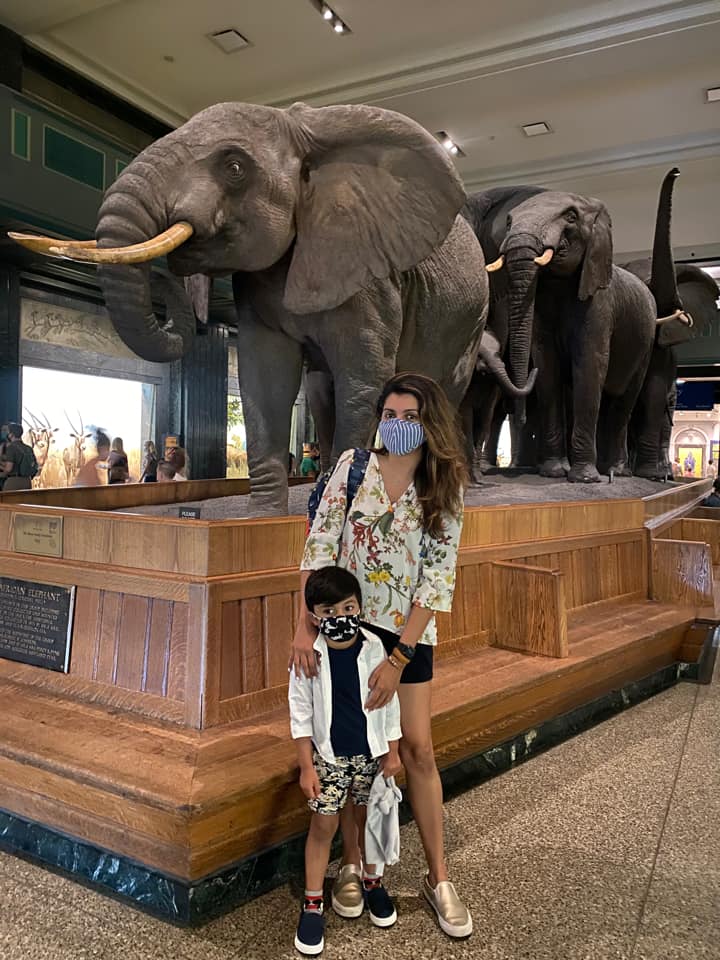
[[345, 448, 371, 518]]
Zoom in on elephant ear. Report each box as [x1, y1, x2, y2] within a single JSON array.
[[578, 205, 613, 301], [283, 102, 464, 315]]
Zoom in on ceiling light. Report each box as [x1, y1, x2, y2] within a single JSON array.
[[310, 1, 351, 34], [522, 122, 552, 137], [435, 131, 465, 158], [209, 29, 250, 54], [706, 87, 720, 102]]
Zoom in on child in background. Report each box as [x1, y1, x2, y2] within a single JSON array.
[[288, 566, 402, 956]]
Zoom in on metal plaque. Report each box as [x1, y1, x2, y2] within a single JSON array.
[[13, 514, 64, 558], [0, 576, 75, 672], [179, 506, 201, 519]]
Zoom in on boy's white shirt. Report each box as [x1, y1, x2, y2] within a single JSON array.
[[288, 627, 402, 764]]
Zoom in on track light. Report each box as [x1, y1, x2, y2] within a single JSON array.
[[311, 1, 351, 35], [435, 131, 465, 158]]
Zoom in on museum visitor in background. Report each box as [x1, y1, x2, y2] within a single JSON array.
[[0, 422, 37, 491], [73, 430, 110, 487], [107, 437, 130, 484], [140, 441, 158, 482]]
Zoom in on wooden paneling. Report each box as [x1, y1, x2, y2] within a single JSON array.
[[491, 562, 568, 658], [680, 518, 720, 564], [651, 539, 714, 609], [0, 476, 312, 510], [643, 479, 711, 522]]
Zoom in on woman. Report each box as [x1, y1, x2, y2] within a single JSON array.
[[140, 441, 158, 482], [292, 372, 471, 938], [167, 446, 188, 480], [107, 437, 129, 484]]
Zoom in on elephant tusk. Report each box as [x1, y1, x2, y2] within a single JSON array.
[[46, 222, 195, 264], [534, 248, 554, 266], [485, 255, 505, 272], [656, 308, 693, 327], [8, 232, 98, 254]]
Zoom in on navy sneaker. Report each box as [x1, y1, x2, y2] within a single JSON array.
[[294, 897, 325, 955], [364, 878, 397, 928]]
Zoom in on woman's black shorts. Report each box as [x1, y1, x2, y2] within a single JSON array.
[[361, 622, 434, 684]]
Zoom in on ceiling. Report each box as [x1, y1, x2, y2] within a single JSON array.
[[0, 0, 719, 190]]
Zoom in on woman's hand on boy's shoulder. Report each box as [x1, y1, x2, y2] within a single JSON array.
[[289, 620, 320, 679], [366, 659, 402, 710]]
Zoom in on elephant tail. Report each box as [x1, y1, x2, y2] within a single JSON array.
[[480, 345, 538, 398], [649, 168, 684, 316]]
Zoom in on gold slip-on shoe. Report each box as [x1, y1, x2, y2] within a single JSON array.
[[331, 864, 364, 918], [422, 874, 473, 938]]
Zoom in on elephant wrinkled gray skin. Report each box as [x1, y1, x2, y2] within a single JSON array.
[[15, 102, 488, 514], [622, 170, 720, 478], [625, 262, 720, 476], [465, 330, 537, 479], [462, 186, 545, 476], [491, 191, 657, 482]]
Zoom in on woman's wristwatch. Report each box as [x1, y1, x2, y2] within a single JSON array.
[[393, 641, 416, 663]]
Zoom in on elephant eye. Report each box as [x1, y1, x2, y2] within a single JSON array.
[[227, 159, 245, 180], [565, 210, 578, 224]]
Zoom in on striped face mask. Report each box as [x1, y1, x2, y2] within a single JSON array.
[[378, 418, 426, 456]]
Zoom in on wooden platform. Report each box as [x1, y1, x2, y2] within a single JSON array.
[[0, 476, 716, 912]]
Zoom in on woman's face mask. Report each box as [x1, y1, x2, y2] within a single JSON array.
[[378, 418, 426, 456]]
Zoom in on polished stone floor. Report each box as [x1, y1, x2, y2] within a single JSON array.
[[0, 659, 717, 960]]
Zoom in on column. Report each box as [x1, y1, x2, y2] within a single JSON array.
[[181, 324, 228, 479], [0, 265, 21, 422]]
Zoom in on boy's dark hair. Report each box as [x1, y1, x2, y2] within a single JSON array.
[[305, 567, 362, 611], [713, 477, 720, 493]]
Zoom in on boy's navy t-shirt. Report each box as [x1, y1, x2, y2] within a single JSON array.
[[327, 634, 371, 758]]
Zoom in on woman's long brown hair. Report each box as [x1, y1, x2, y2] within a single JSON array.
[[374, 372, 467, 537]]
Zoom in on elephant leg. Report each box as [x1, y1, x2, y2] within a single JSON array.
[[567, 306, 609, 484], [632, 348, 675, 479], [483, 392, 504, 470], [305, 369, 335, 473], [320, 294, 402, 456], [534, 333, 567, 478], [236, 313, 304, 515]]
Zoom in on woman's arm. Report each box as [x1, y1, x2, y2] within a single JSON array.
[[365, 604, 434, 711], [289, 570, 319, 679], [411, 506, 464, 614], [291, 450, 354, 677]]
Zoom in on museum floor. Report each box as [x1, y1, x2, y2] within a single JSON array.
[[0, 657, 717, 960]]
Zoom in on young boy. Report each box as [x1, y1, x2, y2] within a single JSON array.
[[289, 567, 402, 956]]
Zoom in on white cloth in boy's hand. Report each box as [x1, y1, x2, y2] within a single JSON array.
[[365, 773, 402, 868]]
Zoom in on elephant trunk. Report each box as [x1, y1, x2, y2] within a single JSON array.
[[96, 182, 196, 362], [504, 252, 540, 421], [649, 168, 683, 317], [480, 345, 538, 398]]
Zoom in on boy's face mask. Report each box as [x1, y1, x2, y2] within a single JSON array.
[[317, 614, 360, 643]]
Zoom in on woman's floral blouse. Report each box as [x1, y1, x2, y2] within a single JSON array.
[[301, 449, 464, 646]]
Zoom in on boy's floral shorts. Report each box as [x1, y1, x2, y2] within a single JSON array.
[[309, 751, 380, 815]]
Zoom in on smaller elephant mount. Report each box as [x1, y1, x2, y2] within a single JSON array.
[[11, 100, 488, 514], [464, 168, 686, 483], [623, 170, 720, 478]]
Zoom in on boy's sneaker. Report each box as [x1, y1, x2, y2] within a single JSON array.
[[363, 877, 397, 928], [331, 864, 364, 918], [294, 897, 325, 956]]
